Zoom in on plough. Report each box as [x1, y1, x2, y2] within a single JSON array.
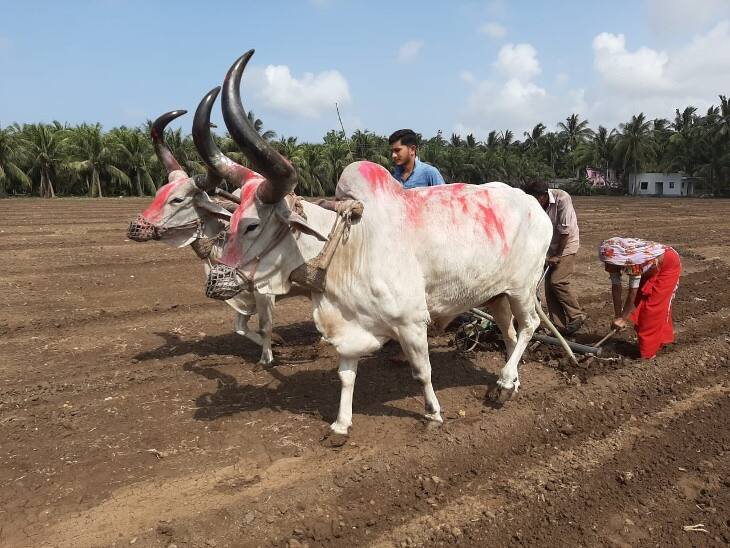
[[454, 309, 616, 356]]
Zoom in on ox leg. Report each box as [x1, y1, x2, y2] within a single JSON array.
[[399, 324, 443, 424], [255, 293, 276, 366], [234, 313, 264, 346], [489, 293, 540, 403], [330, 357, 359, 436], [485, 294, 517, 358]]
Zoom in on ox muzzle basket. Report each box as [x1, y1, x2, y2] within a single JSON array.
[[127, 215, 162, 242], [206, 264, 245, 300]]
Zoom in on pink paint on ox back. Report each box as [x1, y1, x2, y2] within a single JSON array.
[[358, 162, 397, 195], [402, 183, 510, 256]]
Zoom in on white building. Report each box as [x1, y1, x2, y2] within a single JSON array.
[[628, 172, 694, 196]]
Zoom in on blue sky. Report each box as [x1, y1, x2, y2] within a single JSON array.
[[1, 0, 729, 142]]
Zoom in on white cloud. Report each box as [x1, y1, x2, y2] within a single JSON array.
[[479, 22, 507, 40], [647, 0, 730, 34], [587, 21, 730, 128], [249, 65, 351, 119], [455, 14, 730, 139], [494, 43, 541, 81], [397, 40, 424, 63], [592, 32, 671, 93], [455, 42, 585, 136]]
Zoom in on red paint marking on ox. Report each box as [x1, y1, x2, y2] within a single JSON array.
[[358, 162, 399, 196], [473, 197, 509, 256], [402, 183, 468, 226], [395, 183, 510, 256], [220, 180, 264, 268], [141, 179, 186, 223], [230, 163, 264, 184]]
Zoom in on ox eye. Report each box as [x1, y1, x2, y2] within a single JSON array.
[[170, 197, 185, 205], [245, 223, 259, 233]]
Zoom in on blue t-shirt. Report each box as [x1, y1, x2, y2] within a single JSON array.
[[392, 158, 445, 189]]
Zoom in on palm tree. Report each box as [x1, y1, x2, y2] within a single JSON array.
[[0, 124, 32, 195], [349, 130, 389, 166], [541, 132, 564, 174], [163, 128, 205, 176], [247, 110, 276, 141], [651, 118, 673, 169], [20, 122, 68, 197], [290, 144, 325, 196], [615, 113, 655, 193], [558, 114, 594, 177], [575, 125, 615, 173], [449, 133, 464, 148], [485, 130, 499, 151], [558, 114, 594, 151], [274, 135, 299, 159], [717, 95, 730, 140], [65, 123, 130, 197], [317, 130, 353, 194], [672, 106, 698, 134], [523, 123, 546, 151], [500, 130, 514, 150], [109, 127, 156, 196]]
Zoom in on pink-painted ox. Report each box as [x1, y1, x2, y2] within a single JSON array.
[[205, 50, 558, 440], [126, 96, 280, 365]]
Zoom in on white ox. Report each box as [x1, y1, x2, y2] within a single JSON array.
[[204, 50, 558, 440], [126, 98, 280, 365]]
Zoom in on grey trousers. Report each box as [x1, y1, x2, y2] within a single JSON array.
[[545, 253, 584, 329]]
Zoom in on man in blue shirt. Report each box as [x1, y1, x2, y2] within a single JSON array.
[[389, 129, 445, 189]]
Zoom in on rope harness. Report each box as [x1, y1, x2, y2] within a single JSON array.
[[205, 197, 364, 300], [289, 198, 363, 293]]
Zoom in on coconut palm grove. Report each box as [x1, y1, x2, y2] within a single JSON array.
[[1, 98, 729, 198]]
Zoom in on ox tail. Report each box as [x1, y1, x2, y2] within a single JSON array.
[[534, 298, 579, 365]]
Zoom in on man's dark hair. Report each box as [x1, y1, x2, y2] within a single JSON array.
[[388, 129, 418, 147], [524, 179, 549, 196]]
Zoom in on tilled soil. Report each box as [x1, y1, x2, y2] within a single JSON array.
[[1, 196, 729, 548]]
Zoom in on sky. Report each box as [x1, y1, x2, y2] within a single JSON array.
[[1, 0, 730, 142]]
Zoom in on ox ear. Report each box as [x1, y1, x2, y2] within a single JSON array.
[[277, 210, 329, 241], [193, 192, 232, 220]]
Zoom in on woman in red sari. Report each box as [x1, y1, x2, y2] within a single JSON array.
[[598, 238, 682, 359]]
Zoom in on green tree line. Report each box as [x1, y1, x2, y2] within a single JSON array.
[[1, 96, 729, 198]]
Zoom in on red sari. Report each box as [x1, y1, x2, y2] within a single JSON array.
[[630, 248, 681, 358]]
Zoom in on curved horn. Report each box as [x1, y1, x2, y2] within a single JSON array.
[[192, 86, 256, 189], [151, 110, 187, 175], [221, 50, 297, 204], [191, 172, 222, 193]]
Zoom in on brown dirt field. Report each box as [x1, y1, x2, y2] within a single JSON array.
[[1, 196, 729, 548]]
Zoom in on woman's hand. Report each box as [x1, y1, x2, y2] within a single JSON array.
[[612, 317, 627, 331]]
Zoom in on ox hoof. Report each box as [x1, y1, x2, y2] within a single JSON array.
[[253, 359, 276, 371], [321, 427, 349, 448], [486, 384, 517, 407], [422, 419, 444, 432]]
